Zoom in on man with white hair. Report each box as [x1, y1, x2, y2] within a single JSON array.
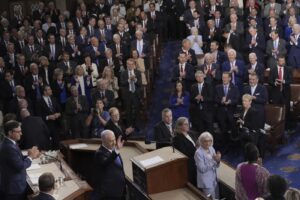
[[221, 49, 246, 92], [288, 24, 300, 68], [130, 30, 150, 59], [93, 130, 126, 200]]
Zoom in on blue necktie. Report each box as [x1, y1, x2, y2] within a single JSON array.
[[115, 155, 122, 167]]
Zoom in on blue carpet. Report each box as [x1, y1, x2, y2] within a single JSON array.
[[145, 41, 300, 188]]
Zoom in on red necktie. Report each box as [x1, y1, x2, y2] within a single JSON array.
[[278, 67, 283, 80], [180, 64, 183, 73]]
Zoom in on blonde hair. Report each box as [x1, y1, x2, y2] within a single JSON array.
[[285, 188, 300, 200], [242, 94, 252, 101], [174, 117, 189, 133]]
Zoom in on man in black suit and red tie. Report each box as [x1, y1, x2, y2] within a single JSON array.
[[154, 108, 174, 148], [92, 130, 126, 200]]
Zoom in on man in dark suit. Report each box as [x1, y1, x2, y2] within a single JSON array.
[[120, 59, 142, 127], [244, 26, 265, 64], [99, 48, 120, 76], [269, 56, 293, 128], [32, 173, 55, 200], [95, 19, 113, 44], [154, 108, 174, 148], [65, 86, 89, 139], [23, 35, 42, 64], [222, 49, 246, 93], [244, 73, 268, 157], [109, 34, 128, 67], [197, 53, 221, 85], [288, 24, 300, 68], [203, 20, 222, 48], [57, 28, 68, 50], [210, 41, 226, 66], [84, 37, 106, 67], [172, 53, 195, 92], [4, 43, 18, 69], [57, 52, 77, 83], [130, 30, 150, 59], [246, 53, 265, 83], [20, 109, 51, 150], [36, 85, 62, 150], [92, 78, 115, 110], [215, 72, 240, 138], [8, 85, 33, 117], [187, 10, 206, 34], [43, 34, 62, 63], [0, 120, 40, 200], [0, 70, 19, 114], [116, 23, 131, 47], [13, 54, 28, 85], [93, 130, 126, 200], [190, 71, 214, 134], [24, 63, 44, 104], [175, 39, 197, 66], [266, 30, 287, 69], [222, 29, 241, 51], [65, 35, 81, 63]]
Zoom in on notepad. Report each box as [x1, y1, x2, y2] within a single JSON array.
[[140, 156, 164, 168], [27, 163, 41, 171], [69, 143, 88, 149]]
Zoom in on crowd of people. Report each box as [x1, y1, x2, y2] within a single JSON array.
[[0, 0, 300, 199]]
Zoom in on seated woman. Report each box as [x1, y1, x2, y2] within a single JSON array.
[[85, 99, 110, 138], [235, 143, 270, 200], [169, 81, 190, 121], [174, 117, 197, 186], [102, 66, 119, 99], [132, 49, 147, 98], [187, 27, 204, 66], [237, 94, 259, 144], [195, 132, 221, 199]]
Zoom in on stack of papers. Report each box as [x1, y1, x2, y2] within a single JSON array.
[[69, 143, 88, 149]]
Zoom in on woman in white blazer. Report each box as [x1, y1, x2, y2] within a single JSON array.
[[194, 132, 221, 199]]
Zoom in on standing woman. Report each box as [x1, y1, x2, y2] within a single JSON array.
[[195, 132, 221, 199], [235, 143, 270, 200], [102, 66, 119, 99], [51, 68, 68, 109], [169, 81, 190, 121], [187, 27, 204, 66], [174, 117, 197, 186]]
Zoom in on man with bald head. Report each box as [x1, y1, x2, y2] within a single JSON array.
[[93, 130, 126, 200]]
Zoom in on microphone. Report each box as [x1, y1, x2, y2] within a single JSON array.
[[41, 152, 64, 174]]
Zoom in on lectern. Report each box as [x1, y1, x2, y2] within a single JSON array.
[[131, 147, 188, 194]]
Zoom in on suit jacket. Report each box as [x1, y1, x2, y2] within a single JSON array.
[[194, 146, 219, 188], [24, 74, 44, 102], [93, 146, 125, 198], [241, 107, 258, 131], [65, 43, 81, 62], [263, 3, 281, 18], [175, 48, 197, 66], [174, 132, 196, 184], [154, 121, 173, 146], [104, 119, 128, 141], [268, 66, 292, 103], [224, 21, 244, 36], [120, 69, 142, 97], [221, 60, 246, 92], [84, 44, 106, 66], [65, 95, 90, 116], [244, 33, 265, 62], [0, 79, 18, 105], [130, 39, 151, 58], [13, 64, 28, 85], [245, 62, 265, 83], [175, 0, 190, 16], [197, 63, 221, 84], [36, 96, 62, 122], [288, 35, 300, 68], [8, 97, 34, 118], [190, 82, 214, 114], [215, 83, 240, 108], [75, 35, 89, 52], [20, 116, 51, 150], [43, 43, 63, 61], [32, 192, 55, 200], [99, 57, 120, 76], [0, 138, 32, 194], [266, 38, 287, 68], [91, 89, 115, 109], [70, 76, 93, 104], [95, 28, 113, 43], [23, 44, 43, 62]]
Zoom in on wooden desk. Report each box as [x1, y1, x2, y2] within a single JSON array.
[[217, 161, 236, 200], [61, 139, 208, 200], [26, 153, 92, 200]]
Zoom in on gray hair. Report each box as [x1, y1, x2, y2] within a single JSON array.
[[198, 131, 214, 147], [174, 117, 189, 133], [161, 108, 172, 118], [101, 129, 115, 140]]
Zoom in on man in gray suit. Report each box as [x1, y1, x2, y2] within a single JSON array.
[[266, 30, 287, 68], [225, 13, 244, 37]]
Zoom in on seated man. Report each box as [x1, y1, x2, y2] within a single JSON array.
[[154, 108, 174, 148], [32, 173, 55, 200]]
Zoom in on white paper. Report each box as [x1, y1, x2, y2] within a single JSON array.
[[140, 156, 164, 168], [28, 172, 42, 185], [27, 164, 41, 171], [69, 143, 88, 149]]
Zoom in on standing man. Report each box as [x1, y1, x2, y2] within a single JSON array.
[[0, 120, 40, 200], [120, 58, 142, 127], [93, 130, 126, 200]]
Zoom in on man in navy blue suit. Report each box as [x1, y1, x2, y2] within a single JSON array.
[[92, 130, 126, 200], [0, 120, 40, 200], [244, 26, 265, 64], [215, 72, 240, 140], [222, 49, 246, 93], [32, 173, 55, 200], [288, 24, 300, 68]]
